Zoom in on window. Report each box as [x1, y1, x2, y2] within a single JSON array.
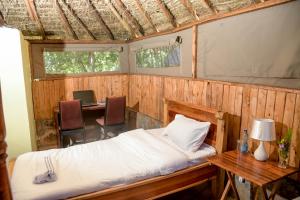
[[136, 44, 180, 68], [43, 49, 120, 75]]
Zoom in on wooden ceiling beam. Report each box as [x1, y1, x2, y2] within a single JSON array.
[[24, 0, 35, 20], [60, 0, 96, 40], [55, 0, 78, 40], [88, 0, 114, 40], [180, 0, 199, 20], [155, 0, 178, 28], [106, 0, 137, 38], [130, 0, 294, 42], [133, 0, 158, 32], [202, 0, 218, 13], [24, 0, 46, 39], [114, 0, 144, 36]]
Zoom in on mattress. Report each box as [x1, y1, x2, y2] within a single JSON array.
[[11, 128, 216, 200]]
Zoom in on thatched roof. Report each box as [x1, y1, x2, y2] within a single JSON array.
[[0, 0, 291, 41]]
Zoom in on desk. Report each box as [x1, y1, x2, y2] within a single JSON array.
[[208, 151, 299, 200], [53, 104, 105, 113], [54, 104, 105, 147]]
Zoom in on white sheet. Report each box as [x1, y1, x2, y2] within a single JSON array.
[[11, 128, 216, 200], [146, 128, 216, 165], [11, 129, 189, 200]]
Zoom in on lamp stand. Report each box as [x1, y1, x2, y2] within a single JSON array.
[[254, 141, 268, 161]]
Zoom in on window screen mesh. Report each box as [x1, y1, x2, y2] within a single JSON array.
[[136, 44, 180, 68], [43, 50, 120, 74]]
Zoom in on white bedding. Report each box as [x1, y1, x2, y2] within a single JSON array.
[[147, 128, 216, 165], [11, 128, 215, 200]]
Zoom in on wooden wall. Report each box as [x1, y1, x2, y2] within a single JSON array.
[[32, 74, 128, 149], [32, 74, 128, 120], [128, 74, 300, 167], [31, 73, 300, 167]]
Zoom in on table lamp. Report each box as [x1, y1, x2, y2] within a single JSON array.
[[250, 119, 276, 161]]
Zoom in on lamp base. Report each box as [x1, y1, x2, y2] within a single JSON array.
[[254, 141, 268, 161]]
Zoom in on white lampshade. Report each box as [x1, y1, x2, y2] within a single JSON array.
[[250, 119, 276, 141], [251, 119, 276, 161]]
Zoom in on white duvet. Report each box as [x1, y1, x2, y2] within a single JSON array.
[[11, 129, 190, 200]]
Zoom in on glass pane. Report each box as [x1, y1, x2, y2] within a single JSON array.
[[136, 44, 180, 68], [44, 50, 120, 74]]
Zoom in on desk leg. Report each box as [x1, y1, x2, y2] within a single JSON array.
[[268, 181, 281, 200], [261, 186, 269, 200], [254, 187, 259, 200], [227, 171, 240, 200], [220, 171, 240, 200], [220, 180, 231, 200], [259, 181, 281, 200]]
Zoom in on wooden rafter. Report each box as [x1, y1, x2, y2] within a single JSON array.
[[133, 0, 158, 32], [24, 0, 35, 20], [106, 0, 137, 38], [88, 0, 114, 40], [180, 0, 199, 20], [0, 11, 5, 26], [203, 0, 218, 13], [24, 0, 46, 39], [155, 0, 178, 28], [130, 0, 295, 42], [55, 0, 78, 40], [60, 0, 96, 40], [114, 0, 144, 36]]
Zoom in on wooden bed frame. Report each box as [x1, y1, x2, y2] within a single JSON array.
[[3, 98, 228, 200]]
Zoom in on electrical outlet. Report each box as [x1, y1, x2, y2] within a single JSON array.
[[238, 176, 245, 183]]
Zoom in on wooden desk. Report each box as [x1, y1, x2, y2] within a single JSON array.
[[208, 151, 299, 200], [54, 104, 105, 147], [53, 104, 105, 113]]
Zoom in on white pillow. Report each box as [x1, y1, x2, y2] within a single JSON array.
[[163, 114, 211, 152]]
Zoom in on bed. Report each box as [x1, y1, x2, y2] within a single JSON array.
[[9, 98, 228, 200]]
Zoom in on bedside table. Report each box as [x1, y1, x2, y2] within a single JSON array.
[[208, 150, 299, 200]]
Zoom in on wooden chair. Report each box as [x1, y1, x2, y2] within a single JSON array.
[[59, 100, 85, 148], [96, 96, 127, 138]]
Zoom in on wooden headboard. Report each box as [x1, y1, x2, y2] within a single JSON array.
[[163, 98, 228, 154]]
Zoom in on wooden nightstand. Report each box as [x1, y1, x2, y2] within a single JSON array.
[[208, 150, 299, 200]]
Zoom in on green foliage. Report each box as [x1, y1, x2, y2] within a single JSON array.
[[44, 50, 120, 74], [278, 128, 292, 159], [136, 45, 180, 68], [278, 128, 292, 145]]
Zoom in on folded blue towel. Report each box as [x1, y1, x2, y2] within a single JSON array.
[[33, 156, 57, 184]]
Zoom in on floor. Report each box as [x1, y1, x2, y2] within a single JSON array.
[[62, 109, 136, 146]]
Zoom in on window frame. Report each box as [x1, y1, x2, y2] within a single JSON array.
[[42, 47, 122, 77], [133, 42, 181, 69]]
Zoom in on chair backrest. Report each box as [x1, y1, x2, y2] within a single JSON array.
[[59, 100, 84, 130], [104, 96, 126, 126]]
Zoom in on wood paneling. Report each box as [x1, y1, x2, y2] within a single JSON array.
[[32, 73, 300, 167], [128, 75, 163, 120], [128, 75, 300, 167], [32, 74, 128, 120]]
